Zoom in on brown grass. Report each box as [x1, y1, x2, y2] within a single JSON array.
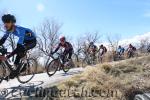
[[55, 55, 150, 100]]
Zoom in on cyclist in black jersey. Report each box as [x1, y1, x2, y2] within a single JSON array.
[[51, 36, 73, 63]]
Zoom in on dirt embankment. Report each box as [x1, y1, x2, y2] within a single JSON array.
[[47, 55, 150, 100]]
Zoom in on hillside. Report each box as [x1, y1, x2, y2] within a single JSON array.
[[51, 55, 150, 100]]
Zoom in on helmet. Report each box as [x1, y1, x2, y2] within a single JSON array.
[[90, 42, 94, 45], [59, 35, 66, 42], [129, 44, 132, 47], [119, 45, 121, 48], [100, 44, 103, 47], [1, 14, 16, 23]]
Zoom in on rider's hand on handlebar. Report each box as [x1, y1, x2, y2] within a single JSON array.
[[49, 52, 54, 56]]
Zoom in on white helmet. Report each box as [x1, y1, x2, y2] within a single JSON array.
[[59, 35, 66, 42]]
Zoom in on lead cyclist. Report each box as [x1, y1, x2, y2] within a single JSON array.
[[0, 14, 37, 79]]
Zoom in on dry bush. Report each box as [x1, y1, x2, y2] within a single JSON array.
[[36, 66, 45, 73]]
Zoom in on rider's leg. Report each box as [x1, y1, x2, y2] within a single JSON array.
[[24, 39, 36, 50], [14, 52, 25, 65], [9, 52, 26, 79], [62, 49, 73, 64], [9, 40, 36, 79], [62, 50, 68, 63], [68, 49, 73, 60]]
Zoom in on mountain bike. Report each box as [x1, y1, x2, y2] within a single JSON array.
[[127, 48, 138, 58], [114, 52, 124, 61], [46, 52, 73, 77], [82, 50, 97, 67], [0, 46, 37, 84]]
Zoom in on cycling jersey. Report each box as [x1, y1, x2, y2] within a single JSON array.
[[53, 42, 73, 53], [0, 25, 36, 45], [127, 46, 136, 52], [53, 42, 73, 61], [88, 44, 97, 52], [0, 25, 36, 59], [98, 47, 107, 55], [117, 47, 125, 54]]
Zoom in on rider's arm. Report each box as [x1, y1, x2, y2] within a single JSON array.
[[65, 42, 73, 51], [53, 44, 60, 53], [0, 32, 9, 45]]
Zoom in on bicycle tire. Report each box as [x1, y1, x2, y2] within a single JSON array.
[[62, 62, 71, 73], [46, 59, 59, 77], [72, 53, 79, 67], [17, 58, 37, 84]]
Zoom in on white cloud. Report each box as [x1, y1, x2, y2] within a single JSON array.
[[36, 3, 45, 12]]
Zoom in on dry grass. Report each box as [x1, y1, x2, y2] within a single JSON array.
[[55, 55, 150, 100]]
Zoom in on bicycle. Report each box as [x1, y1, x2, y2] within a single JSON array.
[[0, 46, 37, 84], [114, 52, 124, 61], [72, 48, 86, 67], [46, 52, 73, 77], [127, 49, 138, 58], [82, 50, 97, 67]]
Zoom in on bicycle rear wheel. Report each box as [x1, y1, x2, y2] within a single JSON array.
[[46, 59, 59, 77], [72, 54, 79, 67], [62, 61, 72, 73], [17, 58, 37, 84]]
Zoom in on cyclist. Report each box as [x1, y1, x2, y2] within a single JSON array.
[[127, 44, 136, 58], [98, 44, 107, 62], [51, 36, 73, 65], [87, 42, 97, 55], [0, 14, 37, 79], [117, 45, 125, 56], [98, 44, 107, 55]]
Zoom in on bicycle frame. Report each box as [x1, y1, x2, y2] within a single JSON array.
[[49, 53, 64, 62]]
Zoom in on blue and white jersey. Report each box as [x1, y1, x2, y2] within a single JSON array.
[[2, 25, 36, 45]]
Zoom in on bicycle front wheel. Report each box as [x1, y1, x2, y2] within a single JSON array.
[[46, 59, 59, 77], [17, 58, 37, 84]]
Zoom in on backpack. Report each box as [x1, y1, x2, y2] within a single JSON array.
[[104, 47, 107, 53]]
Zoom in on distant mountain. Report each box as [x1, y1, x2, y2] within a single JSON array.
[[119, 32, 150, 46]]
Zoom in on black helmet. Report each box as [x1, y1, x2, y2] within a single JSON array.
[[1, 14, 16, 23], [100, 44, 103, 47], [90, 42, 94, 45]]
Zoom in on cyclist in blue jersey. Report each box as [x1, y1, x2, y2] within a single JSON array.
[[117, 45, 125, 56], [0, 14, 37, 79]]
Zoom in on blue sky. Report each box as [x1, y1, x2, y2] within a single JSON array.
[[0, 0, 150, 41]]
